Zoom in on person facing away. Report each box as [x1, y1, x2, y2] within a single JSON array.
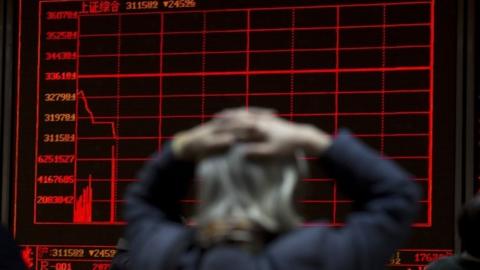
[[124, 108, 420, 270], [426, 194, 480, 270]]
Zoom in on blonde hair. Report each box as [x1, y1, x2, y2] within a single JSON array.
[[194, 145, 307, 233]]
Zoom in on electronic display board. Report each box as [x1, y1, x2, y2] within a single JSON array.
[[14, 0, 458, 269]]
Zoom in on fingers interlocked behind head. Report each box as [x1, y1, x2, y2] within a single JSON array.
[[173, 107, 331, 161]]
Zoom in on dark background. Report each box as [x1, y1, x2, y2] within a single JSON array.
[[0, 0, 478, 267]]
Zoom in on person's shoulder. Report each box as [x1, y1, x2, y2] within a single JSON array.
[[426, 255, 463, 270], [457, 255, 480, 269]]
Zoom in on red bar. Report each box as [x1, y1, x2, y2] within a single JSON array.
[[77, 66, 430, 79], [78, 22, 430, 37], [79, 44, 431, 58]]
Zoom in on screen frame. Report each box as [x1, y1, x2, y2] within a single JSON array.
[[454, 0, 478, 253], [0, 0, 16, 226], [0, 0, 474, 254]]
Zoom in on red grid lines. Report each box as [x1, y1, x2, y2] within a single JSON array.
[[34, 1, 434, 226]]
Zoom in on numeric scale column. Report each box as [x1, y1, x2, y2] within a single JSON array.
[[35, 1, 80, 224]]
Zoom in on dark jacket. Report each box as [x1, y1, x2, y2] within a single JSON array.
[[0, 225, 26, 270], [109, 238, 130, 270], [125, 131, 420, 270], [426, 255, 480, 270]]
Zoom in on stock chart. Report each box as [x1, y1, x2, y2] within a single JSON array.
[[14, 0, 458, 269]]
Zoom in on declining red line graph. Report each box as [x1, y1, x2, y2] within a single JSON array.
[[73, 92, 119, 223], [34, 0, 435, 226], [110, 145, 117, 223], [78, 91, 118, 138]]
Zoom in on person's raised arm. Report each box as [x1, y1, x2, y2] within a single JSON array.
[[124, 135, 196, 270], [243, 117, 420, 270], [317, 130, 420, 269], [124, 108, 271, 270]]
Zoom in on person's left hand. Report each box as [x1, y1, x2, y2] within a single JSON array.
[[171, 108, 271, 160]]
